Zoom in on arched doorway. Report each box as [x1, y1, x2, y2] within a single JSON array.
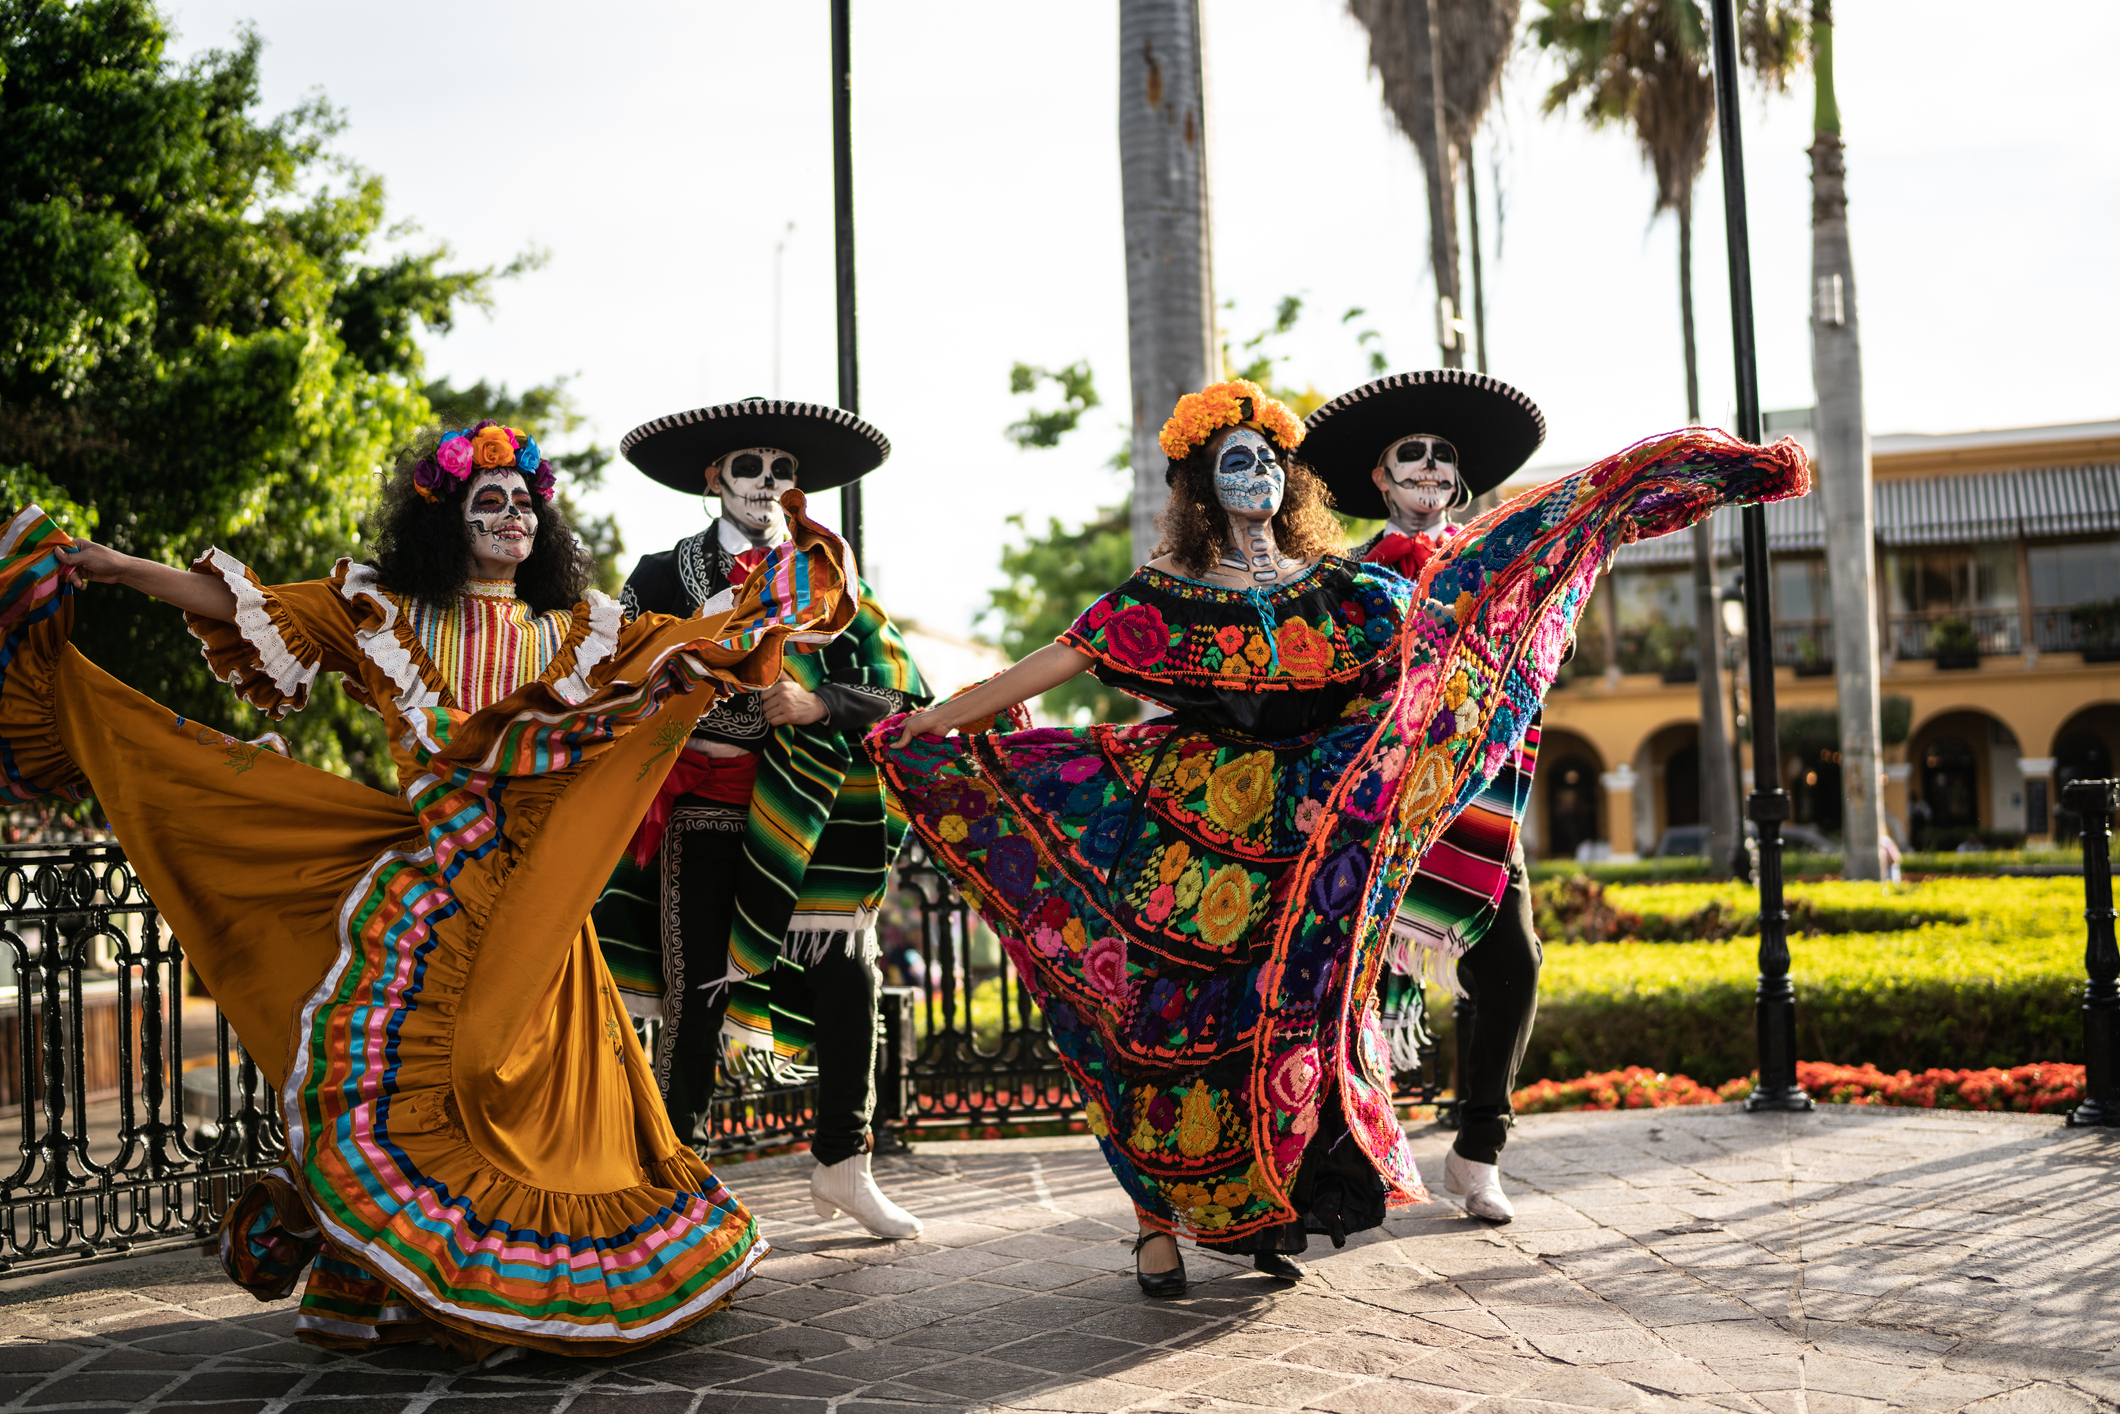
[[1537, 729, 1605, 862], [1907, 709, 2026, 849], [1663, 744, 1701, 831], [2054, 703, 2120, 842], [1917, 735, 1979, 841], [1633, 722, 1702, 854]]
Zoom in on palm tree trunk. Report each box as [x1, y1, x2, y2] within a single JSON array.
[[1809, 3, 1887, 879], [1679, 200, 1700, 425], [1464, 143, 1487, 373], [1119, 0, 1217, 571], [1414, 0, 1462, 368], [1679, 193, 1742, 872]]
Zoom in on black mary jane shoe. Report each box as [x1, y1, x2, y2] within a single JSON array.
[[1254, 1251, 1307, 1282], [1133, 1231, 1188, 1298]]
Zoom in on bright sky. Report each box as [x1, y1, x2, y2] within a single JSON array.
[[163, 1, 2118, 640]]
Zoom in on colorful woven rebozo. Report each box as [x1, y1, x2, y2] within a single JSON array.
[[867, 429, 1810, 1247]]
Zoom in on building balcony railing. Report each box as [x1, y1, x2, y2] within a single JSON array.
[[2030, 606, 2120, 660], [1888, 608, 2022, 662], [1771, 619, 1835, 674]]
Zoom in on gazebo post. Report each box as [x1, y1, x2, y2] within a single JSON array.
[[830, 0, 863, 567], [2065, 780, 2120, 1127], [1708, 0, 1811, 1112]]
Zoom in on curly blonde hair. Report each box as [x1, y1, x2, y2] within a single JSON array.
[[1154, 433, 1346, 576]]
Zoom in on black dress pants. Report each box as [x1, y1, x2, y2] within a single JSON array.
[[682, 941, 880, 1168], [1452, 840, 1543, 1166], [640, 795, 881, 1167]]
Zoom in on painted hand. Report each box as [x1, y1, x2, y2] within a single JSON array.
[[760, 674, 829, 727]]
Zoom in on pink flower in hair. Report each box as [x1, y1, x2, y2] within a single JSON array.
[[436, 436, 474, 477]]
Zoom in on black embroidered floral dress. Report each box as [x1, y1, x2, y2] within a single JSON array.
[[868, 430, 1812, 1249]]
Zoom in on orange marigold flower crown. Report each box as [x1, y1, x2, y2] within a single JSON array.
[[1157, 379, 1305, 464]]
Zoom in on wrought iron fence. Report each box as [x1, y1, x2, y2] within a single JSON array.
[[2, 837, 1443, 1277], [1, 841, 284, 1276]]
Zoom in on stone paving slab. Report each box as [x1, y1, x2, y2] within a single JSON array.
[[6, 1105, 2120, 1413]]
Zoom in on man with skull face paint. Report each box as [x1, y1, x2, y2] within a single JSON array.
[[596, 398, 932, 1240], [1304, 371, 1554, 1225]]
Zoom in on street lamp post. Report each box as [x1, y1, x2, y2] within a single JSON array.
[[1708, 0, 1811, 1112], [2065, 779, 2120, 1127], [830, 0, 863, 567]]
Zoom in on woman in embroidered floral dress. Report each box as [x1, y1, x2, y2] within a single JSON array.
[[869, 382, 1808, 1296], [5, 420, 854, 1359]]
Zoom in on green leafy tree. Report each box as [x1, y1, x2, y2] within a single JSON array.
[[0, 1, 545, 787]]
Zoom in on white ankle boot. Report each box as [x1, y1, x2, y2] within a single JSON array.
[[811, 1152, 924, 1239], [1443, 1147, 1516, 1223]]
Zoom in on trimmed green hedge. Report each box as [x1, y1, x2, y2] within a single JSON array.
[[1435, 876, 2091, 1085], [1527, 848, 2083, 885]]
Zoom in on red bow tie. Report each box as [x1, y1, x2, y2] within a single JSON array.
[[729, 547, 769, 587], [1367, 531, 1438, 579]]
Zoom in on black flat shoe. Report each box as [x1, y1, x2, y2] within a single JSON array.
[[1254, 1251, 1307, 1282], [1133, 1232, 1187, 1298]]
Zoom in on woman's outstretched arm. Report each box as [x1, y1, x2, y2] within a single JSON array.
[[59, 541, 239, 622], [888, 642, 1094, 747]]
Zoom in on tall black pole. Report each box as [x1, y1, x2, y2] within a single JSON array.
[[830, 0, 863, 568], [2065, 779, 2120, 1127], [1709, 0, 1810, 1112]]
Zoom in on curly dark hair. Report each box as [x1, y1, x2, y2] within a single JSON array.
[[366, 429, 593, 613], [1154, 432, 1346, 576]]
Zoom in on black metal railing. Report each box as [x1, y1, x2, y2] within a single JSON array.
[[2, 837, 1444, 1276], [1, 842, 284, 1276], [1770, 618, 1834, 673], [1887, 608, 2022, 661], [2031, 606, 2120, 660]]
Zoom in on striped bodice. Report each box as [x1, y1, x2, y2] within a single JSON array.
[[404, 580, 574, 713]]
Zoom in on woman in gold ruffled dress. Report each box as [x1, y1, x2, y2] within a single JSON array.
[[9, 420, 852, 1359]]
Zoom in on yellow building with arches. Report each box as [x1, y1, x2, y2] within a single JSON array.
[[1521, 417, 2120, 860]]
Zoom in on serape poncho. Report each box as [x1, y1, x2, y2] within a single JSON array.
[[598, 537, 929, 1055], [868, 430, 1810, 1247]]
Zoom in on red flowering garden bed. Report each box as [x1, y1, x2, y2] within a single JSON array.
[[1511, 1061, 2085, 1115]]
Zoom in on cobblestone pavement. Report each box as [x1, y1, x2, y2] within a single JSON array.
[[6, 1105, 2120, 1413]]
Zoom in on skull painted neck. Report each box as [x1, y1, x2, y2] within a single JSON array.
[[1372, 431, 1463, 539], [708, 446, 798, 550]]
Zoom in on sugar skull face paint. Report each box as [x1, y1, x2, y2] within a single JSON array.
[[710, 446, 797, 545], [1376, 432, 1463, 517], [464, 470, 537, 572], [1213, 429, 1285, 517]]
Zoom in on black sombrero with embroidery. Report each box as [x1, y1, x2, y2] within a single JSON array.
[[1301, 370, 1546, 519], [619, 397, 891, 494]]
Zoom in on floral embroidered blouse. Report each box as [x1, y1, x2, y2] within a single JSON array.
[[1056, 557, 1413, 740]]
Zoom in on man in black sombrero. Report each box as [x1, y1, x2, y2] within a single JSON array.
[[1304, 371, 1549, 1227], [594, 397, 931, 1239]]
